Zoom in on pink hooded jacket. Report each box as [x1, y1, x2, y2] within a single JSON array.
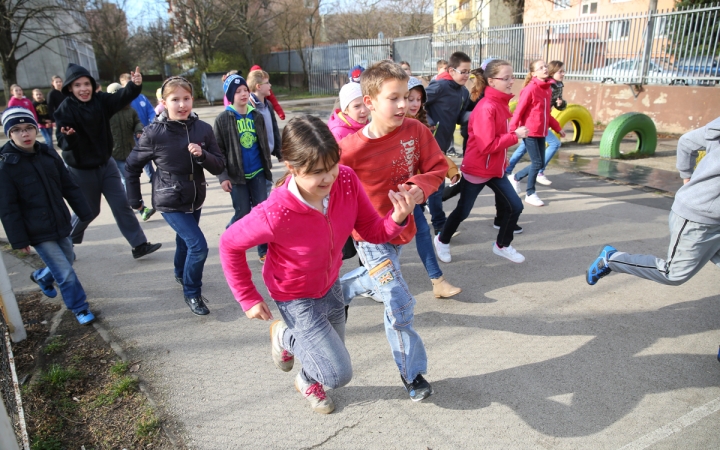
[[219, 165, 405, 311], [327, 109, 365, 143]]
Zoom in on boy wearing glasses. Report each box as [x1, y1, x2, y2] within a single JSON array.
[[424, 51, 471, 234], [0, 108, 96, 325], [248, 69, 282, 164]]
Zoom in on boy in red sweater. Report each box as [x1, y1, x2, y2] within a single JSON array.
[[339, 61, 448, 401]]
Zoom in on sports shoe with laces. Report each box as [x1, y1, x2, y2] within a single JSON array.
[[132, 242, 162, 259], [433, 234, 451, 263], [295, 373, 334, 414], [493, 221, 523, 234], [140, 206, 156, 221], [586, 245, 617, 285], [508, 175, 521, 194], [75, 309, 95, 325], [525, 193, 545, 207], [30, 272, 57, 298], [184, 295, 210, 315], [492, 243, 525, 263], [401, 374, 434, 401], [270, 320, 294, 371], [536, 174, 552, 185]]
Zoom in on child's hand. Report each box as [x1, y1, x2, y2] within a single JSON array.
[[450, 174, 460, 185], [188, 143, 203, 156], [60, 127, 75, 135], [400, 183, 425, 204], [245, 302, 273, 321], [221, 180, 233, 192], [556, 98, 564, 107], [559, 130, 566, 138], [20, 247, 31, 255], [389, 184, 416, 225], [131, 66, 142, 85], [136, 133, 142, 139], [515, 126, 528, 139]]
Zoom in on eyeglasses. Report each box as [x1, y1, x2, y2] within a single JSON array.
[[452, 68, 471, 75], [10, 127, 36, 135], [490, 77, 514, 82]]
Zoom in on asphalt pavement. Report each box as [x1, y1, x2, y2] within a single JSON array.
[[2, 97, 719, 449]]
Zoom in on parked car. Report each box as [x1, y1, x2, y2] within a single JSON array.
[[591, 59, 667, 84], [672, 56, 719, 86]]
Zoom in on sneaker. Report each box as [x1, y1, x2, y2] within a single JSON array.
[[536, 174, 552, 185], [75, 309, 95, 325], [433, 235, 451, 263], [259, 255, 266, 263], [270, 320, 294, 372], [401, 374, 434, 402], [140, 206, 156, 221], [295, 373, 334, 414], [525, 193, 545, 207], [184, 295, 210, 315], [447, 148, 458, 157], [508, 175, 521, 194], [360, 292, 383, 303], [493, 222, 524, 234], [29, 272, 57, 298], [492, 243, 525, 263], [132, 242, 162, 259], [586, 245, 617, 285]]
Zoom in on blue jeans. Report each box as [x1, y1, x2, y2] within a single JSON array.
[[33, 237, 88, 314], [439, 175, 523, 248], [340, 242, 428, 383], [39, 127, 54, 150], [162, 209, 207, 298], [227, 174, 268, 257], [413, 204, 442, 279], [506, 130, 561, 175], [427, 181, 446, 234], [513, 137, 546, 196], [275, 281, 352, 388]]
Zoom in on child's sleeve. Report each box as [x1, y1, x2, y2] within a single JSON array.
[[406, 125, 448, 201], [55, 153, 94, 222], [102, 82, 141, 116], [349, 169, 406, 244], [212, 116, 231, 184], [53, 105, 78, 151], [196, 127, 226, 175], [472, 105, 518, 157], [219, 206, 275, 311], [144, 97, 157, 124], [267, 90, 285, 120], [125, 133, 155, 209], [548, 115, 562, 134], [0, 172, 30, 249], [132, 110, 144, 135], [509, 88, 531, 132]]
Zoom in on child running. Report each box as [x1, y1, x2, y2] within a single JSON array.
[[125, 77, 225, 316], [405, 77, 462, 297], [433, 60, 529, 264], [31, 89, 54, 149], [506, 60, 567, 186], [328, 82, 369, 142], [0, 108, 95, 325], [219, 115, 415, 414], [339, 61, 448, 401], [508, 60, 565, 207]]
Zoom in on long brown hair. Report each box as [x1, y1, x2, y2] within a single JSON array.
[[471, 60, 511, 101], [522, 59, 544, 88], [548, 60, 565, 79], [275, 115, 340, 187], [405, 86, 429, 127]]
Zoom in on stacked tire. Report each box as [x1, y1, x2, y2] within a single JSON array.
[[508, 101, 594, 144]]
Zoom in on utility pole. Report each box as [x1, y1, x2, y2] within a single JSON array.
[[639, 0, 659, 84]]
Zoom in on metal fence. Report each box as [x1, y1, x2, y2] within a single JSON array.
[[260, 2, 720, 93]]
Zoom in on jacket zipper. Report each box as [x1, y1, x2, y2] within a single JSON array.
[[181, 121, 197, 213]]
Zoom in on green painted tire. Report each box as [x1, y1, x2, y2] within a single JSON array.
[[551, 104, 594, 144], [599, 112, 657, 159]]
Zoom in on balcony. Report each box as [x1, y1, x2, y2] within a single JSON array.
[[455, 9, 473, 21]]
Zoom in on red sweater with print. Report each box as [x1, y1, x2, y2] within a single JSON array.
[[339, 118, 448, 245]]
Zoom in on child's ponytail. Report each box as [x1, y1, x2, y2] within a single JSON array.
[[522, 59, 543, 88], [275, 115, 341, 187]]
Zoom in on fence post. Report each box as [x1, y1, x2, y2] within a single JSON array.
[[0, 398, 21, 450], [640, 0, 659, 83], [0, 255, 26, 343]]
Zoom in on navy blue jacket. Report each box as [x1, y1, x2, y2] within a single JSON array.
[[425, 78, 470, 152], [0, 141, 93, 249]]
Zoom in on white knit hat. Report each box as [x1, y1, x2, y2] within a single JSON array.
[[339, 82, 363, 112]]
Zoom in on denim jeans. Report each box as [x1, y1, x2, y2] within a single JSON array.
[[39, 127, 54, 150], [513, 137, 546, 196], [413, 204, 443, 280], [33, 237, 89, 314], [506, 129, 561, 175], [227, 174, 268, 257], [439, 175, 523, 248], [340, 242, 428, 383], [427, 181, 446, 234], [162, 209, 207, 298], [275, 281, 352, 388]]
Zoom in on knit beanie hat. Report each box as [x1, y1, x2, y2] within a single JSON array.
[[339, 82, 363, 112], [224, 74, 248, 104], [348, 65, 365, 83], [2, 107, 38, 136], [407, 77, 426, 104], [107, 82, 123, 94]]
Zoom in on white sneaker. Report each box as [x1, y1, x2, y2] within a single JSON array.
[[536, 174, 552, 185], [433, 235, 451, 263], [508, 175, 521, 194], [525, 193, 545, 206], [492, 243, 525, 263], [360, 291, 383, 303]]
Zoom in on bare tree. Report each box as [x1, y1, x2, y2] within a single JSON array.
[[273, 0, 325, 88], [135, 18, 174, 76], [324, 0, 432, 42], [85, 0, 132, 80]]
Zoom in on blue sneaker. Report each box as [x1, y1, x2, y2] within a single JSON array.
[[30, 272, 57, 298], [586, 245, 617, 285], [75, 310, 95, 325], [717, 346, 719, 363]]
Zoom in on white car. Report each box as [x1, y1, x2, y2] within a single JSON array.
[[591, 59, 668, 84]]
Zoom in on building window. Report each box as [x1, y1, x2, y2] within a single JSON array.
[[449, 23, 457, 32], [608, 20, 630, 40], [459, 1, 470, 10], [581, 0, 598, 15], [554, 0, 570, 10]]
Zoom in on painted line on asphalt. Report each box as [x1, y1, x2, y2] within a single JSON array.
[[618, 396, 720, 450]]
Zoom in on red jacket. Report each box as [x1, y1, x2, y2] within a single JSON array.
[[250, 65, 285, 120], [219, 165, 405, 311], [509, 77, 561, 137], [462, 87, 518, 179]]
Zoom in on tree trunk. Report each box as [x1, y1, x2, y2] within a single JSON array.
[[1, 57, 19, 106]]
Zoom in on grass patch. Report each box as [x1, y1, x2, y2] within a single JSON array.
[[30, 435, 64, 450], [37, 364, 81, 393], [110, 360, 129, 376], [136, 409, 162, 438], [43, 336, 66, 355], [271, 85, 330, 101], [141, 80, 162, 103]]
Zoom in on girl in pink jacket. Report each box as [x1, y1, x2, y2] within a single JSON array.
[[327, 82, 369, 142], [219, 115, 415, 414], [508, 60, 565, 207]]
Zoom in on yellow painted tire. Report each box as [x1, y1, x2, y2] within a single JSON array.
[[695, 150, 706, 169], [551, 104, 594, 144]]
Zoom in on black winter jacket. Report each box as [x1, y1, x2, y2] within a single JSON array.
[[213, 107, 273, 185], [125, 111, 225, 213], [425, 78, 470, 152], [54, 63, 141, 169], [550, 81, 567, 111], [0, 141, 93, 249]]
